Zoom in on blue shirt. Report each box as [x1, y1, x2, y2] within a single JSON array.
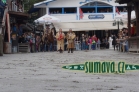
[[13, 26, 17, 32], [18, 26, 23, 36]]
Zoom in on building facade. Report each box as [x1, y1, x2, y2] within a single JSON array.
[[34, 0, 128, 38], [35, 0, 127, 19]]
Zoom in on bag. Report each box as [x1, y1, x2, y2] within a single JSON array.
[[92, 40, 96, 44]]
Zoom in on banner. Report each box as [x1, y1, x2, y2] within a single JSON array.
[[2, 0, 6, 3], [116, 7, 120, 15], [79, 8, 83, 19]]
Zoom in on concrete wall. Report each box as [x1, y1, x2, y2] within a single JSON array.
[[35, 0, 127, 22], [38, 8, 46, 17], [51, 14, 77, 21], [79, 13, 113, 20], [51, 13, 114, 22]]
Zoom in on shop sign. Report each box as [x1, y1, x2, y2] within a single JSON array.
[[88, 14, 105, 19], [62, 60, 139, 74]]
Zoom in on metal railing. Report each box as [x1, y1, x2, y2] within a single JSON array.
[[11, 2, 17, 12]]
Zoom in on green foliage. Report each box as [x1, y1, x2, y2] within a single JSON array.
[[23, 0, 45, 5], [2, 0, 6, 3], [23, 0, 45, 23], [23, 0, 45, 13]]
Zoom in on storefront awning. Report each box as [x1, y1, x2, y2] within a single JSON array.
[[20, 24, 32, 31], [53, 20, 127, 32]]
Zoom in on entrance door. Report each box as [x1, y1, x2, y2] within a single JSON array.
[[95, 30, 102, 39], [88, 31, 92, 36]]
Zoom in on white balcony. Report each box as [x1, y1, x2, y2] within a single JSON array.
[[9, 2, 23, 12]]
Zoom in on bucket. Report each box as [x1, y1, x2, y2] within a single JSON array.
[[4, 42, 12, 54]]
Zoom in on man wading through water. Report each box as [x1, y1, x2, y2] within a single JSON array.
[[66, 29, 76, 53]]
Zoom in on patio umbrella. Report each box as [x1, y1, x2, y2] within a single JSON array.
[[34, 14, 61, 24]]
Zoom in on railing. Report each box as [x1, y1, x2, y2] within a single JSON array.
[[18, 43, 30, 53], [12, 2, 17, 11], [8, 2, 23, 12]]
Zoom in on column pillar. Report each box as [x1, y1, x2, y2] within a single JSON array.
[[101, 31, 103, 37], [113, 6, 116, 19], [127, 5, 132, 36], [105, 30, 108, 38], [46, 7, 49, 14], [62, 8, 64, 14], [134, 2, 139, 36], [95, 2, 97, 13], [77, 7, 80, 20], [0, 34, 3, 56]]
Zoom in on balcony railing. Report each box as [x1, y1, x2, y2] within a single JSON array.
[[11, 2, 17, 12], [9, 2, 24, 12]]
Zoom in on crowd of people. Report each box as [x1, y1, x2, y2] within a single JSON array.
[[74, 34, 103, 51], [16, 24, 112, 53], [15, 24, 130, 53], [112, 28, 129, 52], [49, 8, 127, 14]]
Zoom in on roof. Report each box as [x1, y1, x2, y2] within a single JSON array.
[[28, 6, 40, 14], [34, 0, 55, 8], [115, 0, 139, 4]]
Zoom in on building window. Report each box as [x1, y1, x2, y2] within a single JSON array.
[[81, 8, 95, 13], [97, 7, 113, 13], [49, 8, 62, 14], [117, 6, 127, 12], [64, 8, 77, 14], [81, 1, 112, 13]]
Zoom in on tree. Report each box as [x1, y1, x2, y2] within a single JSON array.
[[23, 0, 45, 13]]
